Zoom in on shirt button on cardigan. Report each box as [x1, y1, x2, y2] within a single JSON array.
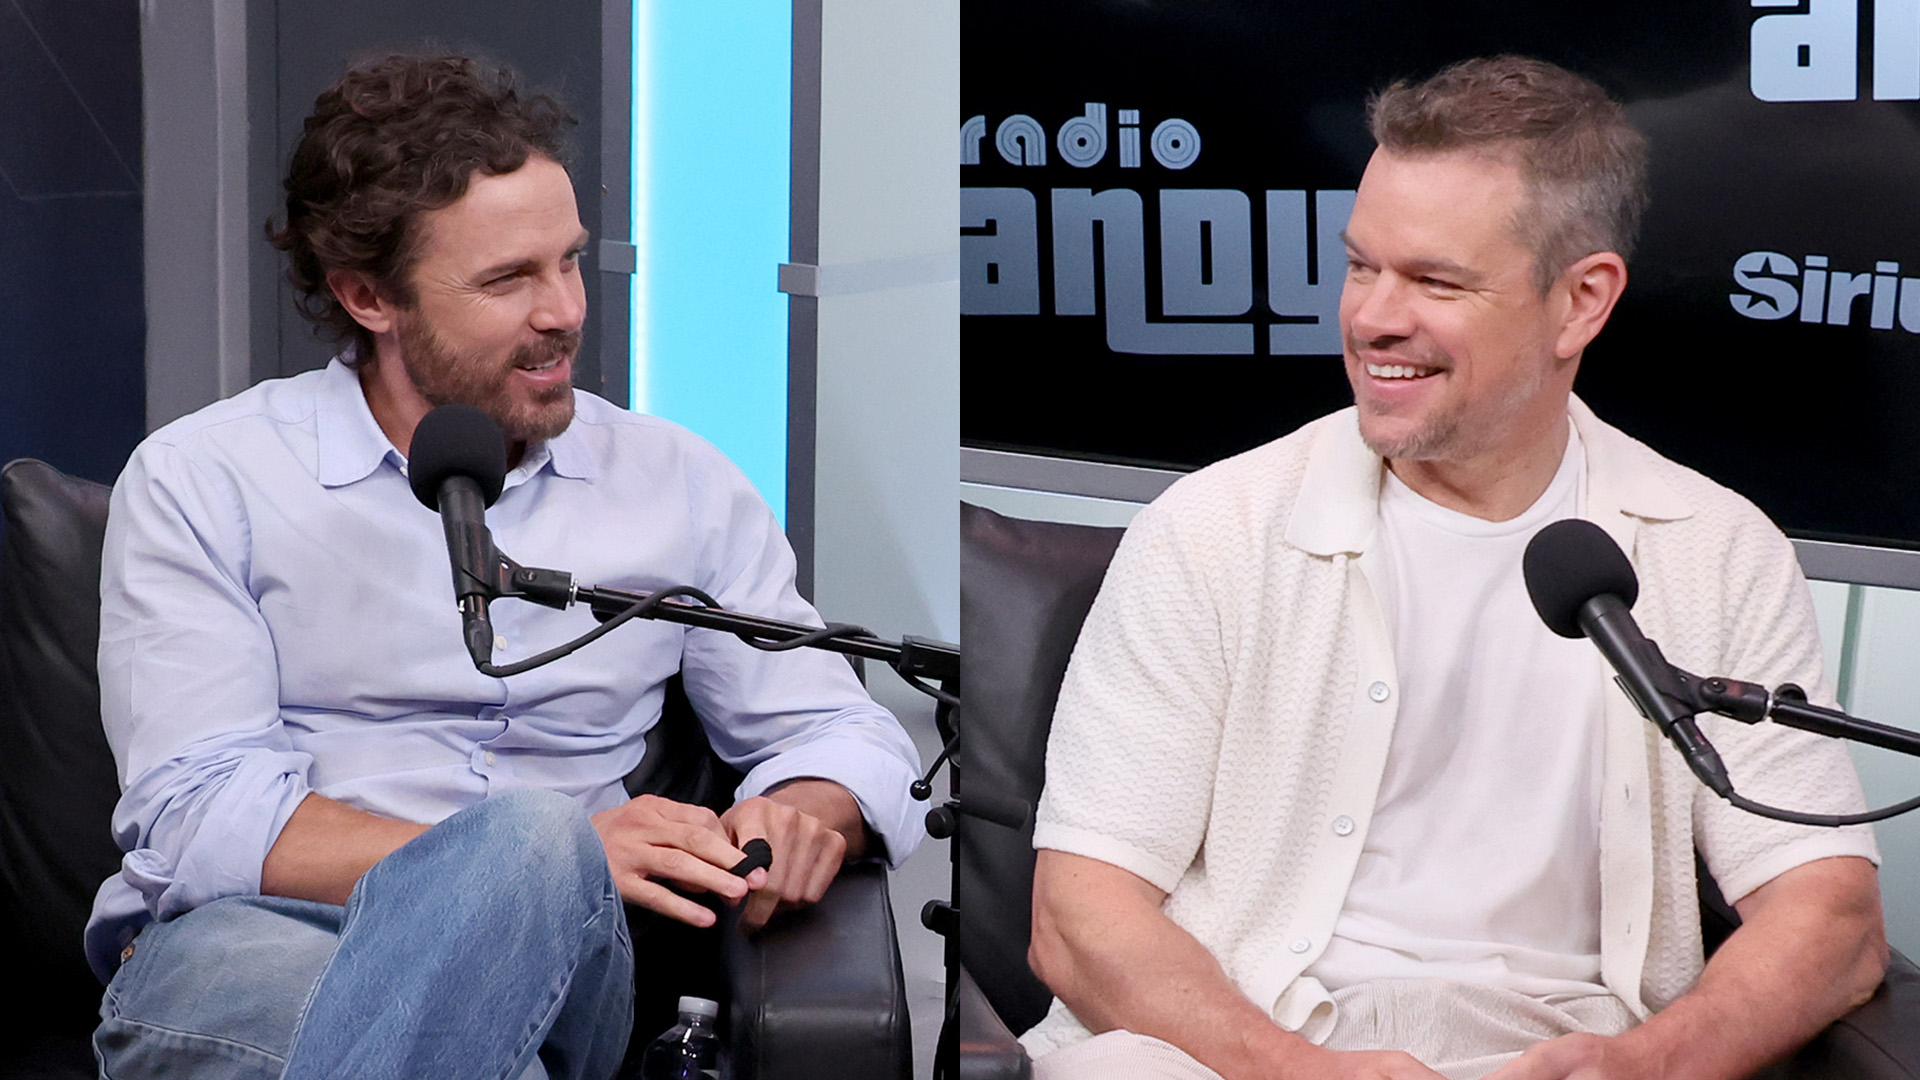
[[1289, 937, 1312, 954], [1367, 681, 1390, 702], [1332, 815, 1355, 836]]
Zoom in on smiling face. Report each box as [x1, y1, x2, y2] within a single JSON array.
[[353, 155, 590, 453], [1339, 148, 1579, 479]]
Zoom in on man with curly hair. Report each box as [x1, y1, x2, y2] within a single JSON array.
[[85, 53, 921, 1080]]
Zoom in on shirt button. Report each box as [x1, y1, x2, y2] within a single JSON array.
[[1332, 815, 1355, 836], [484, 751, 497, 766], [494, 634, 508, 651], [1368, 681, 1390, 702], [1290, 937, 1311, 954]]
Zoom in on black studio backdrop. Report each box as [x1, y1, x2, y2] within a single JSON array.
[[961, 0, 1920, 550], [0, 0, 145, 490]]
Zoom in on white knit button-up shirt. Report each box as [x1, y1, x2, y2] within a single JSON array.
[[1024, 399, 1879, 1056]]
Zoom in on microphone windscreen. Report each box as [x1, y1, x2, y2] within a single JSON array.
[[408, 404, 507, 510], [1522, 518, 1639, 639]]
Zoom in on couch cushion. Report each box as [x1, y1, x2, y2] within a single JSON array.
[[958, 502, 1124, 1035], [0, 459, 124, 1045]]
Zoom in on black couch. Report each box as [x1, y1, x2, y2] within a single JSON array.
[[0, 457, 911, 1080], [957, 500, 1920, 1080]]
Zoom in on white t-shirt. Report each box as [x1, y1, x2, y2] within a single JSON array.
[[1306, 428, 1612, 1001]]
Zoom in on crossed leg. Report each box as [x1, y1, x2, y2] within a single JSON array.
[[95, 789, 634, 1080]]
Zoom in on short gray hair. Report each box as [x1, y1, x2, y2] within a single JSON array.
[[1367, 55, 1649, 293]]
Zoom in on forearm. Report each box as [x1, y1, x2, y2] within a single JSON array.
[[1030, 851, 1312, 1080], [261, 792, 430, 906], [1615, 856, 1886, 1080]]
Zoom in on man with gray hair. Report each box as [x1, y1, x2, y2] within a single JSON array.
[[1022, 56, 1886, 1080]]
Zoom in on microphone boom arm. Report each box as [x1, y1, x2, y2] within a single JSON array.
[[474, 563, 963, 820], [573, 582, 960, 685], [1635, 663, 1920, 827], [1694, 676, 1920, 758]]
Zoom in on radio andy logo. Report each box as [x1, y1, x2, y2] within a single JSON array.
[[962, 104, 1353, 357]]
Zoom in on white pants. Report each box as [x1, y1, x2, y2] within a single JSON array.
[[1030, 980, 1637, 1080]]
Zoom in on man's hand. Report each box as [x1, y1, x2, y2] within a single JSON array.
[[1489, 856, 1884, 1080], [591, 794, 767, 927], [1482, 1033, 1643, 1080], [721, 779, 867, 932]]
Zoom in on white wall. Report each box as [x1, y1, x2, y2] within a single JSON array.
[[1824, 581, 1920, 956], [807, 1, 958, 1071], [811, 0, 958, 652]]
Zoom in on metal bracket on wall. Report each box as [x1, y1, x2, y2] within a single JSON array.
[[777, 252, 957, 298], [598, 239, 638, 275]]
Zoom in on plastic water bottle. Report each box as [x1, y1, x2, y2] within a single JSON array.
[[639, 996, 723, 1080]]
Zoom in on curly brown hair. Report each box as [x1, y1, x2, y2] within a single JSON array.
[[267, 53, 576, 360], [1368, 56, 1648, 294]]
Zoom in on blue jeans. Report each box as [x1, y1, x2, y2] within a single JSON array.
[[94, 789, 635, 1080]]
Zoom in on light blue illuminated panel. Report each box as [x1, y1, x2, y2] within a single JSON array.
[[631, 4, 792, 524]]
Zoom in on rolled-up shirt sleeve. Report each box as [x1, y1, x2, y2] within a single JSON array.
[[673, 441, 924, 867], [98, 442, 314, 933]]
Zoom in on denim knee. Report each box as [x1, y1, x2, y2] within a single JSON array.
[[401, 788, 614, 918], [474, 787, 606, 875]]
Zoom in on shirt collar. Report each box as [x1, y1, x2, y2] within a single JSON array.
[[315, 357, 402, 488], [313, 356, 597, 489], [1284, 407, 1382, 557], [538, 416, 596, 482], [1571, 394, 1693, 558], [1283, 394, 1694, 558], [501, 408, 597, 491]]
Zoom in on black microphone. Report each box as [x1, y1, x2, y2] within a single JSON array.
[[408, 404, 509, 668], [1522, 519, 1734, 797]]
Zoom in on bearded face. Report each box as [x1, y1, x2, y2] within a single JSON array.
[[395, 306, 580, 443], [352, 157, 592, 455]]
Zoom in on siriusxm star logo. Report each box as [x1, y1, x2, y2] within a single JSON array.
[[1729, 250, 1920, 330]]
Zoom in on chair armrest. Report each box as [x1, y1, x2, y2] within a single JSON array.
[[958, 965, 1032, 1080], [724, 858, 910, 1080], [1750, 946, 1920, 1079]]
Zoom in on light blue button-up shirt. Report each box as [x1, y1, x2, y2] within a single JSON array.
[[86, 359, 923, 979]]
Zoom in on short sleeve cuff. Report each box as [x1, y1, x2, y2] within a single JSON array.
[[1032, 821, 1188, 895], [1711, 828, 1881, 905]]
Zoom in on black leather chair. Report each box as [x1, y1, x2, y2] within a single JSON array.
[[0, 457, 910, 1080], [957, 500, 1920, 1080]]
